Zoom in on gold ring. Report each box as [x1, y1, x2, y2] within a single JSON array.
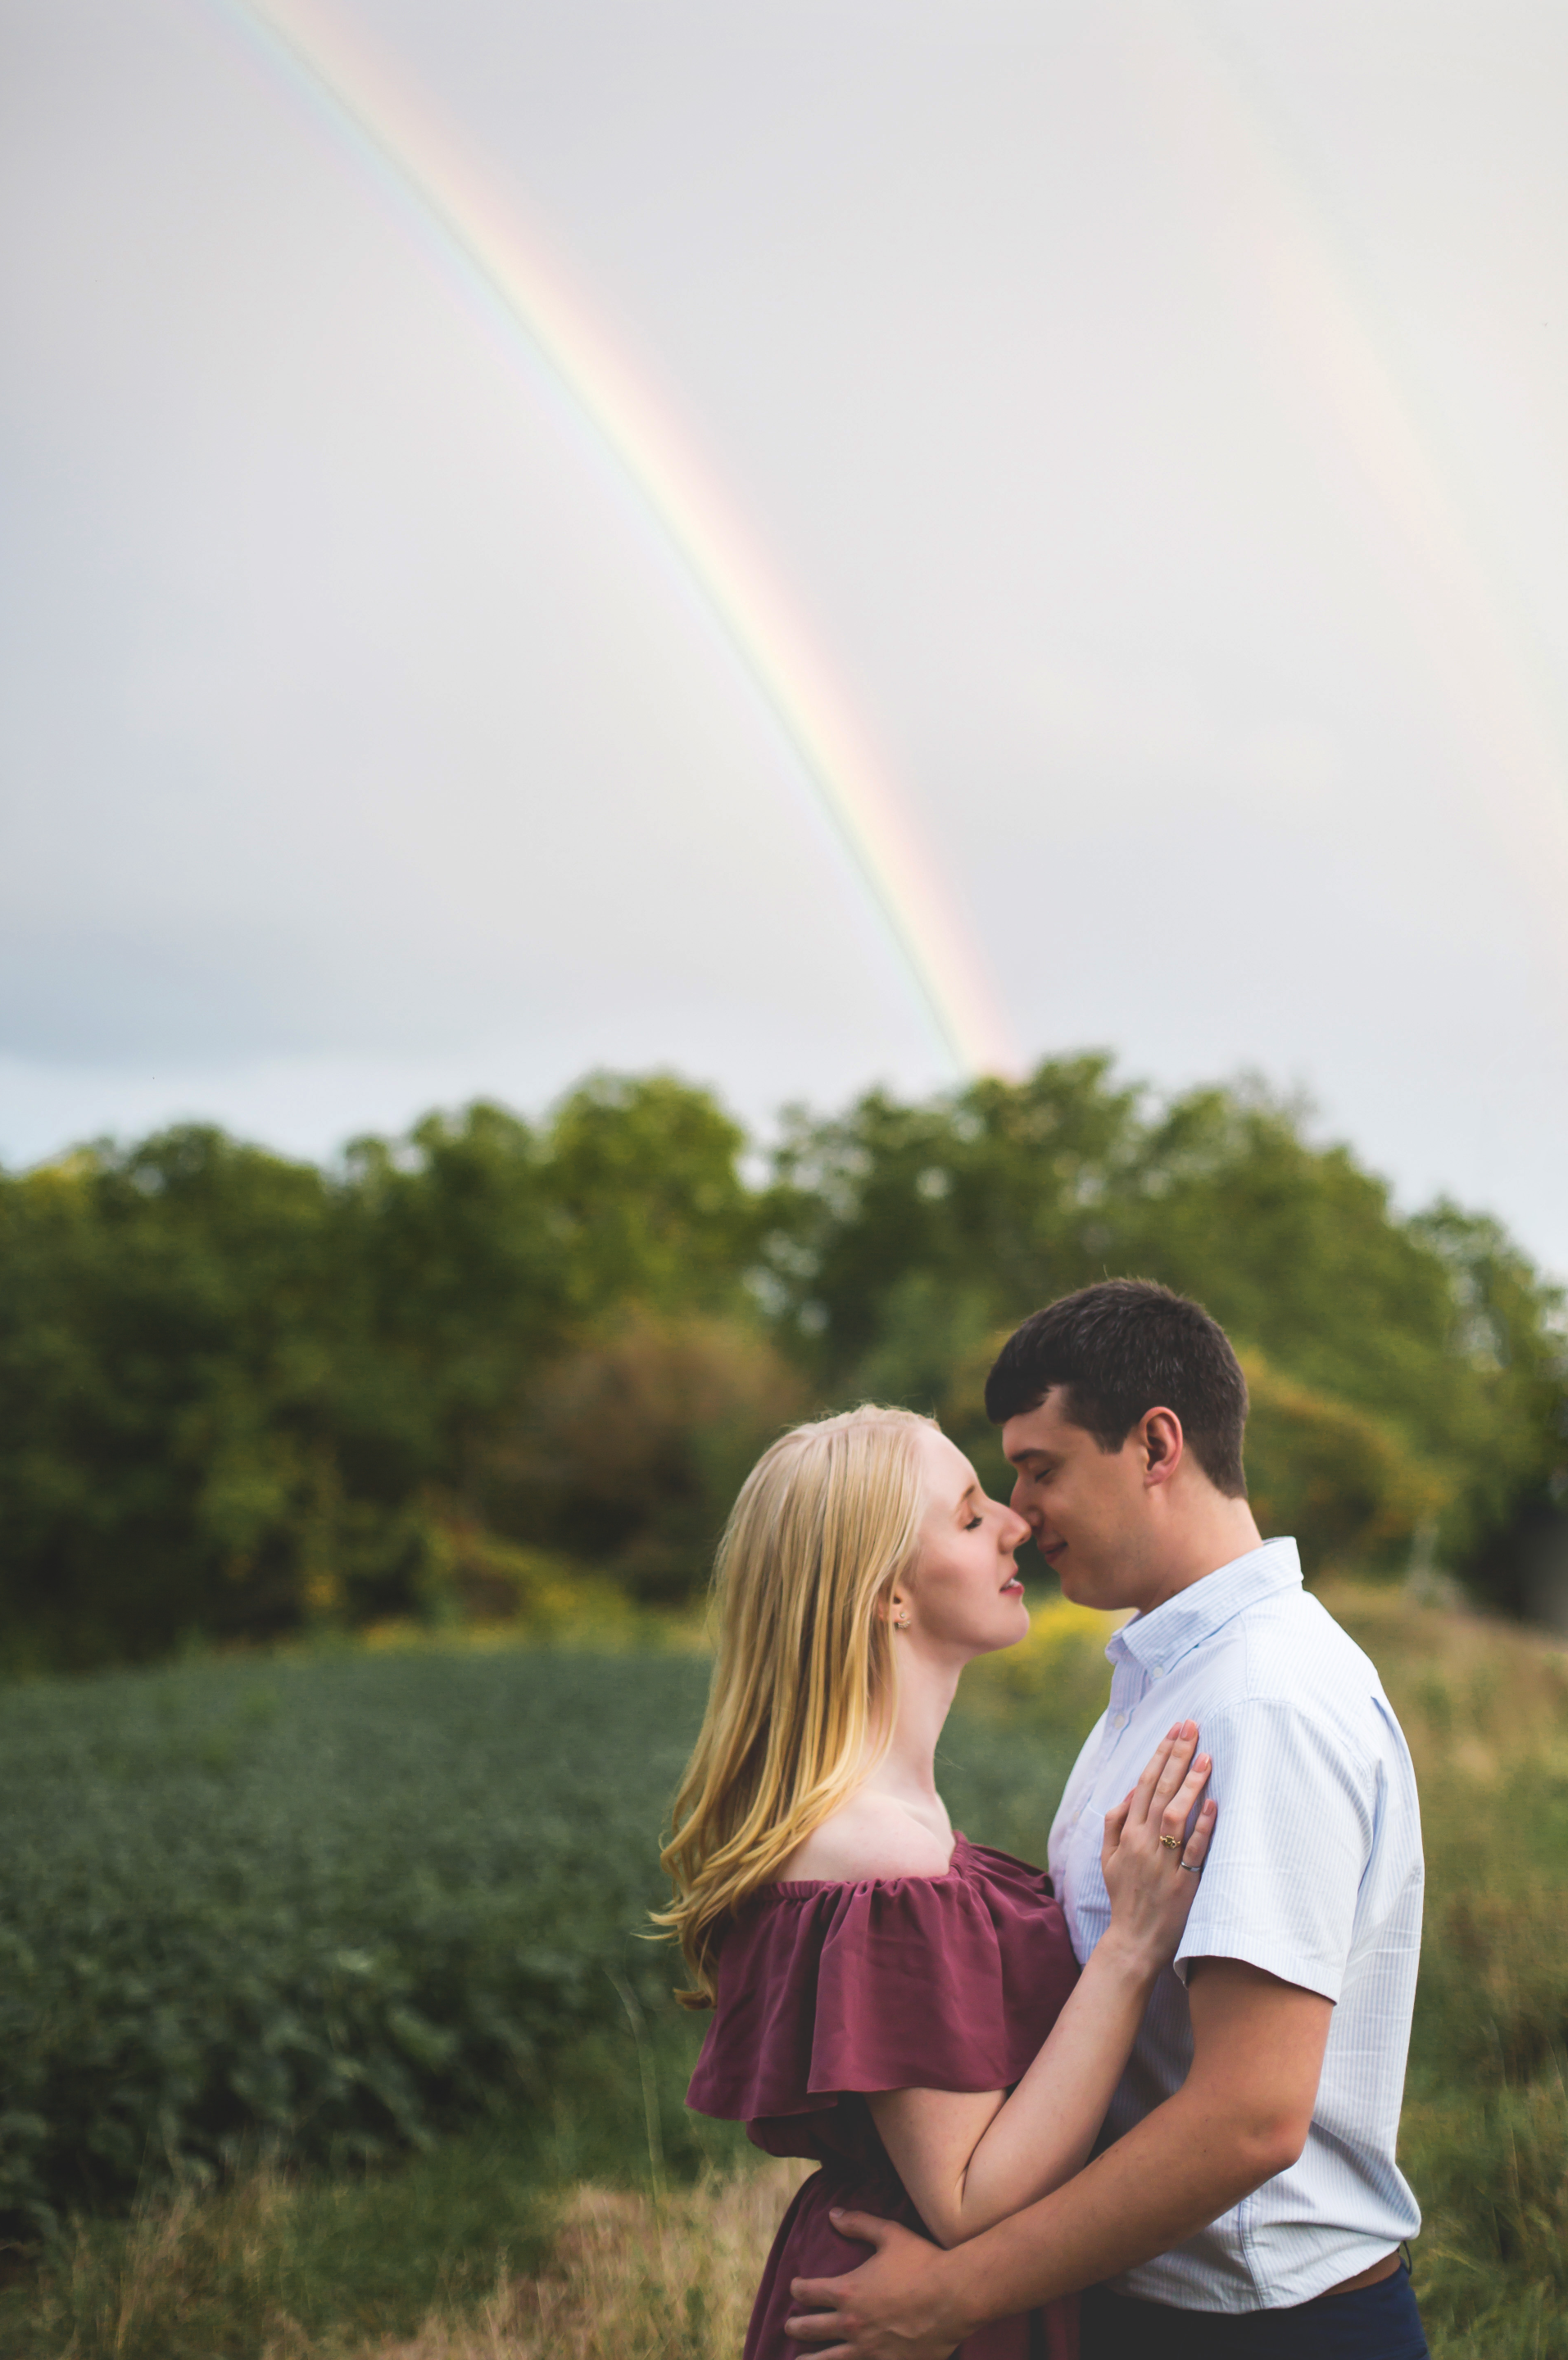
[[1160, 1833, 1182, 1850]]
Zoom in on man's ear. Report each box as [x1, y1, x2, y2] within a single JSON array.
[[1141, 1407, 1185, 1487]]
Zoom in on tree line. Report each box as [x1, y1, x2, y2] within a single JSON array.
[[1, 1057, 1561, 1669]]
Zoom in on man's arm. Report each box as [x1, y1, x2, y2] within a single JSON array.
[[785, 1958, 1332, 2358]]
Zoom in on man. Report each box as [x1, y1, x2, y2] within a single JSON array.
[[786, 1278, 1428, 2359]]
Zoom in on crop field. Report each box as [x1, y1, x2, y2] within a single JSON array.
[[2, 1596, 1566, 2358], [0, 1645, 722, 2227]]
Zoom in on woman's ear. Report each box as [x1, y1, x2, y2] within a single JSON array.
[[889, 1594, 912, 1629]]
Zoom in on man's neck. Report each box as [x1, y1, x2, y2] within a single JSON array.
[[1127, 1502, 1266, 1618]]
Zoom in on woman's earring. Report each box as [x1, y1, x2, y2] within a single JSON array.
[[893, 1608, 911, 1628]]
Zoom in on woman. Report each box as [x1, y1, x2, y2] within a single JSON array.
[[660, 1405, 1216, 2359]]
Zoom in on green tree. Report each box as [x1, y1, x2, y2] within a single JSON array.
[[338, 1102, 571, 1518], [541, 1070, 760, 1317], [1, 1060, 1560, 1668], [759, 1064, 1566, 1591], [0, 1075, 769, 1663], [0, 1128, 341, 1666], [759, 1056, 1140, 1370]]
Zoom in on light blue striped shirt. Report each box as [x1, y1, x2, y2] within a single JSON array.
[[1047, 1538, 1424, 2311]]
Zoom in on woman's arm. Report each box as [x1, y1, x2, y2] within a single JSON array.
[[868, 1723, 1214, 2248]]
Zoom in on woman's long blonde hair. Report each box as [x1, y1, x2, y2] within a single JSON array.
[[656, 1405, 933, 2008]]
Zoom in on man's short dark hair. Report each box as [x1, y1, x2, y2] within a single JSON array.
[[984, 1279, 1249, 1496]]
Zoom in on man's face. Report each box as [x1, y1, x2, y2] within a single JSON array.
[[1000, 1388, 1153, 1611]]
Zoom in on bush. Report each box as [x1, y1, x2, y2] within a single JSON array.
[[491, 1312, 807, 1601], [1240, 1354, 1449, 1576], [959, 1596, 1122, 1745]]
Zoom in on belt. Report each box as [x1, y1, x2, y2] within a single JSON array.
[[1321, 2252, 1402, 2299]]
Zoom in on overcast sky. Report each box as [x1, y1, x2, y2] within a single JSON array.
[[4, 0, 1567, 1273]]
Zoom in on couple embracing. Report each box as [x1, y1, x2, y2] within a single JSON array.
[[659, 1280, 1429, 2360]]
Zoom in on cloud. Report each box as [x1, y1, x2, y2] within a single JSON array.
[[2, 0, 1566, 1269]]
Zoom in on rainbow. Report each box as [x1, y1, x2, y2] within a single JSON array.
[[209, 0, 1017, 1082], [1144, 4, 1568, 910]]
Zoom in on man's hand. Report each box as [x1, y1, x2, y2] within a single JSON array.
[[784, 2210, 969, 2359], [783, 1960, 1332, 2347]]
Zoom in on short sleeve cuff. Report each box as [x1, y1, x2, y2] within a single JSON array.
[[1174, 1926, 1344, 2004]]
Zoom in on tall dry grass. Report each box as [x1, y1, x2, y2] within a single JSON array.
[[348, 2164, 808, 2360], [1323, 1586, 1568, 2358], [6, 2154, 805, 2360], [19, 2166, 307, 2360]]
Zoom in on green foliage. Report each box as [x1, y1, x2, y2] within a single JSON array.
[[1412, 1204, 1568, 1610], [1, 1058, 1562, 1666], [334, 1103, 573, 1509], [762, 1064, 1567, 1589], [1397, 1788, 1568, 2355], [1239, 1355, 1449, 1575], [0, 1648, 716, 2231], [542, 1072, 759, 1317], [0, 1076, 762, 1666], [761, 1059, 1143, 1374], [490, 1309, 808, 1602], [0, 1130, 347, 1667], [960, 1597, 1131, 1752]]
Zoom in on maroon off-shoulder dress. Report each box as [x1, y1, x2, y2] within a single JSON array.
[[686, 1833, 1081, 2360]]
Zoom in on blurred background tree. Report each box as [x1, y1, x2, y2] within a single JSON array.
[[1, 1060, 1561, 1669]]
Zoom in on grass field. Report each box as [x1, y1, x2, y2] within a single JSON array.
[[2, 1591, 1566, 2358]]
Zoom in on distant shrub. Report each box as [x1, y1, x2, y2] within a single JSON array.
[[962, 1596, 1121, 1744], [1240, 1353, 1450, 1576], [491, 1311, 807, 1603]]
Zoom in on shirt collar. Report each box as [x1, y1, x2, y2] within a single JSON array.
[[1106, 1537, 1302, 1678]]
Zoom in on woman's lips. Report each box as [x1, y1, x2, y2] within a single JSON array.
[[1001, 1576, 1024, 1595]]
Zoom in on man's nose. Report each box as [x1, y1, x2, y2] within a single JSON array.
[[1009, 1474, 1036, 1523]]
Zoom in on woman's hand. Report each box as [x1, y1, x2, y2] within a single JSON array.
[[866, 1723, 1214, 2247], [1099, 1721, 1216, 1980]]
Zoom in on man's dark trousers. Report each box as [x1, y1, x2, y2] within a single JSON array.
[[1080, 2262, 1430, 2358]]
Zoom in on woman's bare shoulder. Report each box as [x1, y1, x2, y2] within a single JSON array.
[[776, 1790, 954, 1886]]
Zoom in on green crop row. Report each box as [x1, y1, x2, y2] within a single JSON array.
[[0, 1646, 723, 2228]]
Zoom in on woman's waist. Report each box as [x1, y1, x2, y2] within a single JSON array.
[[748, 2099, 895, 2169], [747, 2118, 911, 2203], [809, 2151, 906, 2194], [783, 2152, 927, 2233]]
